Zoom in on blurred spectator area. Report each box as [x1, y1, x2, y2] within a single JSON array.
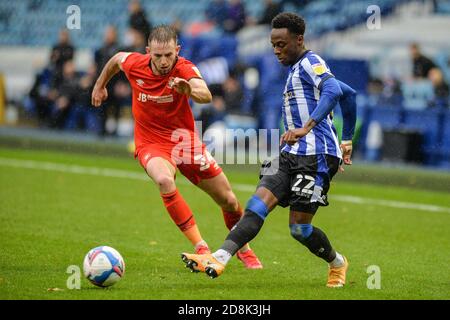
[[354, 104, 450, 167], [0, 0, 410, 47]]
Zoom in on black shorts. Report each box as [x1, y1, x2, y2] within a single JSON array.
[[258, 152, 340, 214]]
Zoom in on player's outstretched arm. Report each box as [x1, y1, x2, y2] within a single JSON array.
[[336, 80, 357, 167], [171, 77, 212, 103], [171, 77, 212, 104], [188, 78, 212, 104], [310, 77, 343, 124], [91, 52, 130, 107], [337, 80, 356, 142]]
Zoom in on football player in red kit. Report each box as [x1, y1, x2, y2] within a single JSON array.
[[91, 25, 262, 269]]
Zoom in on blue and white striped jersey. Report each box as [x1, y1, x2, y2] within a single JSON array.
[[281, 50, 342, 158]]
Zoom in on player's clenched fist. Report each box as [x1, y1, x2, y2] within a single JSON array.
[[170, 77, 192, 96], [338, 140, 353, 172], [340, 140, 353, 165], [91, 86, 108, 107]]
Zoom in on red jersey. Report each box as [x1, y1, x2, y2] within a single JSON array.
[[121, 53, 202, 149]]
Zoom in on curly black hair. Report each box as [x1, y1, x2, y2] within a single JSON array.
[[271, 12, 306, 36]]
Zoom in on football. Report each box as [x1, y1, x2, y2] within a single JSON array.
[[83, 246, 125, 287]]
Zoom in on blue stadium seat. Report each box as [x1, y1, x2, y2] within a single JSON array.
[[401, 81, 434, 110], [402, 109, 443, 165], [439, 109, 450, 167], [366, 105, 403, 129], [436, 0, 450, 14], [0, 0, 405, 47], [358, 105, 402, 158]]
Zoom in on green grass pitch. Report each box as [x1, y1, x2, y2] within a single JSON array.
[[0, 147, 449, 300]]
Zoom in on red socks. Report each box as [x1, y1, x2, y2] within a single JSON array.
[[161, 190, 196, 231], [222, 203, 243, 230]]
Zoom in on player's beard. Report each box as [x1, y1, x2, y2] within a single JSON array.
[[152, 61, 174, 75], [159, 66, 170, 75]]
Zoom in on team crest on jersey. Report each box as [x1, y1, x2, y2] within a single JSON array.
[[167, 77, 175, 89], [311, 63, 327, 75], [136, 79, 145, 87]]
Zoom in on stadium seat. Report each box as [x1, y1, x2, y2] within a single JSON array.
[[402, 109, 443, 165], [436, 0, 450, 14], [401, 81, 435, 110], [0, 0, 406, 48], [366, 105, 403, 129], [439, 109, 450, 167]]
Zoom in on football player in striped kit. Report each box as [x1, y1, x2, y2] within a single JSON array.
[[182, 12, 356, 287]]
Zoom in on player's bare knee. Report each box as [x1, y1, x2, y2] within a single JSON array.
[[155, 175, 175, 192], [221, 193, 239, 212]]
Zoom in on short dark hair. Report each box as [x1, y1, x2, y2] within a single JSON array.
[[148, 25, 177, 44], [271, 12, 306, 36]]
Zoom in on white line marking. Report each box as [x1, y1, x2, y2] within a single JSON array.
[[1, 157, 449, 214], [330, 195, 450, 213], [0, 157, 148, 181]]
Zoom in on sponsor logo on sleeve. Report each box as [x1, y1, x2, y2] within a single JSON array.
[[312, 63, 327, 75]]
